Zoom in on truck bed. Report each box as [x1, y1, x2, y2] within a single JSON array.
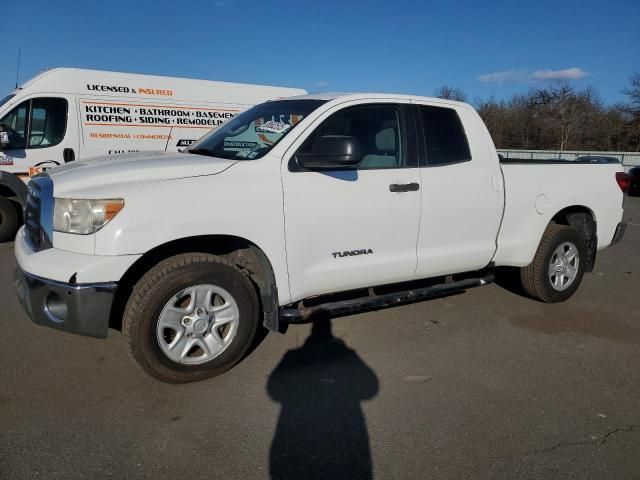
[[494, 161, 624, 267]]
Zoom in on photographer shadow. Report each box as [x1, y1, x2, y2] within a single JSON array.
[[267, 317, 379, 480]]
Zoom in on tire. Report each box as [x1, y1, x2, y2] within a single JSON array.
[[0, 196, 19, 243], [122, 253, 260, 383], [520, 224, 587, 303]]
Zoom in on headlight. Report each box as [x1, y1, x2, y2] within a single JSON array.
[[53, 198, 124, 235]]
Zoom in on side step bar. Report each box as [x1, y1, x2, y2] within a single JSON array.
[[280, 273, 495, 323]]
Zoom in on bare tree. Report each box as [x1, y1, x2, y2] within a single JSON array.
[[475, 82, 639, 152], [433, 85, 467, 102], [622, 72, 640, 111], [621, 72, 640, 151]]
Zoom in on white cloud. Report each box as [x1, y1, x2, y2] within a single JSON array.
[[530, 67, 588, 81], [477, 69, 528, 83], [477, 67, 588, 84], [314, 80, 330, 88]]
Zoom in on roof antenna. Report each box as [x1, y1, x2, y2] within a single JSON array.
[[15, 48, 21, 89]]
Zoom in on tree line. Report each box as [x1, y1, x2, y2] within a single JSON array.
[[434, 73, 640, 152]]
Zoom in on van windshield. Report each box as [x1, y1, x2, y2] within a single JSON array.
[[187, 99, 326, 160], [0, 94, 15, 110]]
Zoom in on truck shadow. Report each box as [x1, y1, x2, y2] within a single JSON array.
[[493, 267, 531, 298], [267, 316, 379, 480]]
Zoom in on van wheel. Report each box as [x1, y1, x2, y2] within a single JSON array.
[[122, 253, 260, 383], [520, 224, 586, 303], [0, 196, 19, 242]]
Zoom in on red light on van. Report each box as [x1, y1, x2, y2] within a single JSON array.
[[616, 172, 630, 193]]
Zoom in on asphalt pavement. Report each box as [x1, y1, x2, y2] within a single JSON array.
[[1, 198, 639, 479]]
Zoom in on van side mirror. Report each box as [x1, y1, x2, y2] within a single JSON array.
[[0, 125, 9, 149], [296, 135, 361, 170]]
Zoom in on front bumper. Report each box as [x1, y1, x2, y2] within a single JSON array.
[[14, 267, 117, 338]]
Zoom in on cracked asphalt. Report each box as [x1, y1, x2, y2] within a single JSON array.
[[1, 197, 639, 479]]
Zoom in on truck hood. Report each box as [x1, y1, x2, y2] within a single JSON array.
[[47, 151, 237, 194]]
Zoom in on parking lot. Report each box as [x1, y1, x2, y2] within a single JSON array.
[[0, 197, 638, 479]]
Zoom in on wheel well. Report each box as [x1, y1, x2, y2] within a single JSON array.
[[0, 184, 24, 227], [0, 185, 17, 199], [0, 174, 28, 206], [550, 206, 597, 272], [109, 235, 281, 332]]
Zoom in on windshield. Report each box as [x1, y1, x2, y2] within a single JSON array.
[[0, 94, 15, 110], [187, 99, 326, 160]]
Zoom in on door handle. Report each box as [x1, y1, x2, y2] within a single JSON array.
[[389, 182, 419, 192], [63, 148, 75, 163]]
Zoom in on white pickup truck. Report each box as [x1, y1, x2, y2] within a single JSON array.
[[14, 93, 627, 383]]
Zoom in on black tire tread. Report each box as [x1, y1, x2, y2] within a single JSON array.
[[520, 224, 583, 303], [0, 196, 19, 243], [122, 252, 259, 383]]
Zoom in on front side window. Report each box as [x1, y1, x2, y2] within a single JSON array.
[[419, 106, 471, 166], [0, 100, 29, 149], [188, 99, 326, 160], [298, 104, 404, 169], [0, 97, 68, 150]]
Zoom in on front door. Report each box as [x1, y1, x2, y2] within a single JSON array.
[[0, 96, 76, 180], [282, 101, 422, 302]]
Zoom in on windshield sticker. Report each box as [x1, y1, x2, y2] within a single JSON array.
[[223, 140, 258, 149], [256, 121, 291, 134]]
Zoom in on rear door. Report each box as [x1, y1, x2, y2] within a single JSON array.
[[412, 102, 503, 278], [281, 100, 422, 301]]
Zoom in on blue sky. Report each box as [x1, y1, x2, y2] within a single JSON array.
[[2, 0, 639, 105]]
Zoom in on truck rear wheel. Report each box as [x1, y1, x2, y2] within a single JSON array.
[[122, 253, 260, 383], [0, 196, 19, 242], [520, 224, 586, 303]]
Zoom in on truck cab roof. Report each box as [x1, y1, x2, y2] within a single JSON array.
[[286, 92, 472, 108]]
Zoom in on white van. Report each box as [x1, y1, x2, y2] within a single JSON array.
[[0, 68, 306, 241]]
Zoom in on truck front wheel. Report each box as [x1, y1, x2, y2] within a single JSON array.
[[122, 253, 260, 383], [520, 224, 587, 303], [0, 196, 19, 242]]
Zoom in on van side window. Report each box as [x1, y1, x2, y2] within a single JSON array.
[[0, 100, 29, 149], [297, 104, 405, 170], [419, 106, 471, 166], [28, 98, 68, 148], [0, 98, 67, 150]]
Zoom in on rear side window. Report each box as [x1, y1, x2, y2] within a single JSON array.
[[28, 98, 68, 148], [419, 106, 471, 166]]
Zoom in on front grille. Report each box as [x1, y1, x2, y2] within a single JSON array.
[[25, 182, 42, 249], [24, 175, 53, 251]]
